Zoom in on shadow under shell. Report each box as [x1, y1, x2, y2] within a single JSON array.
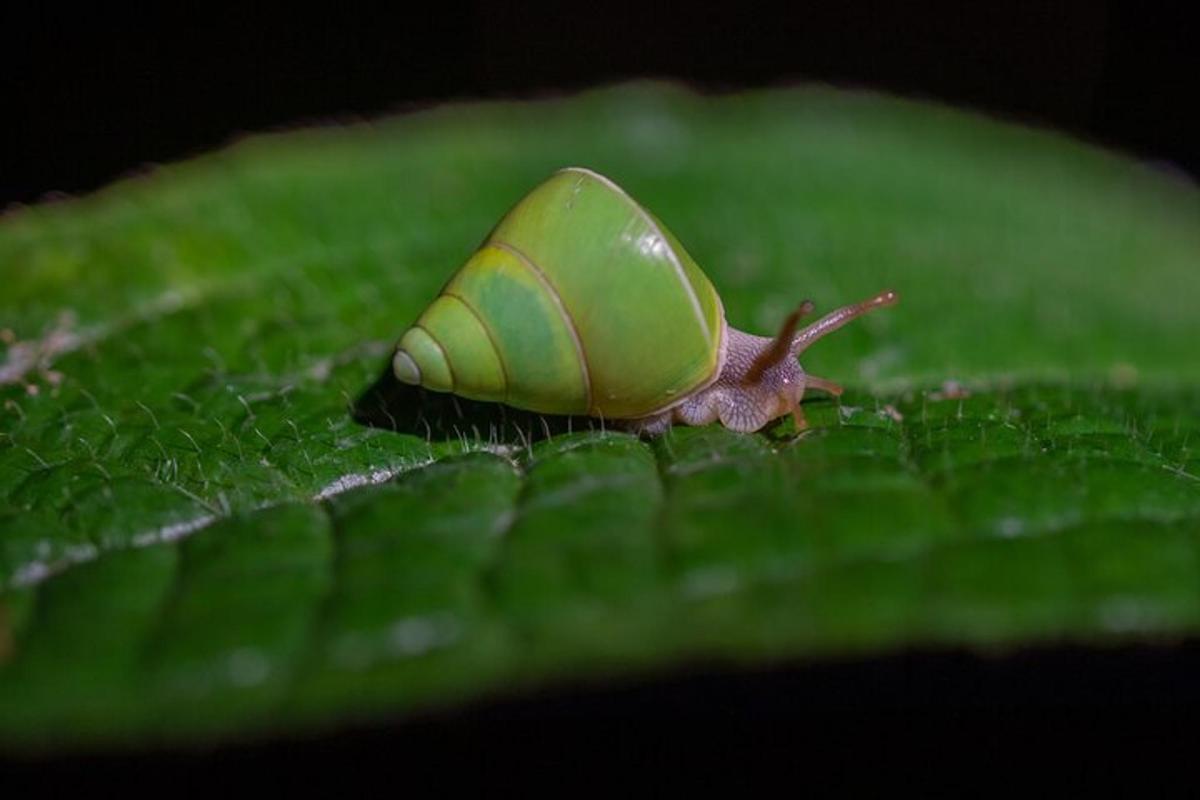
[[352, 365, 605, 446]]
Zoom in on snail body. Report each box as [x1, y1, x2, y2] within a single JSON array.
[[394, 167, 895, 434]]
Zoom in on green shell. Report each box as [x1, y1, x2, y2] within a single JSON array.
[[394, 167, 726, 419]]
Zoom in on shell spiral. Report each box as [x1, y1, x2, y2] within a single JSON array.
[[394, 167, 726, 419]]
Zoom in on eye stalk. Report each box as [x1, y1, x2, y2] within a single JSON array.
[[792, 289, 898, 356], [743, 299, 816, 386]]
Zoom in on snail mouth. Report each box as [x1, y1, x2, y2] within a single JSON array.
[[393, 349, 422, 385]]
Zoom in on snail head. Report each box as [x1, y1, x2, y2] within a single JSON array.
[[741, 289, 898, 430]]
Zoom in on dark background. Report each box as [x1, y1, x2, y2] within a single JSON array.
[[3, 3, 1197, 206], [3, 0, 1198, 778]]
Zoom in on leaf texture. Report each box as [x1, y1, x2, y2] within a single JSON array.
[[1, 82, 1198, 747]]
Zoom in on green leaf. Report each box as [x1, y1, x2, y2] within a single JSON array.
[[1, 82, 1198, 748]]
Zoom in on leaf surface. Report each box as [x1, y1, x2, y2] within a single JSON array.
[[1, 83, 1198, 747]]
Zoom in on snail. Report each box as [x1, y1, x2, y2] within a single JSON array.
[[392, 167, 896, 436]]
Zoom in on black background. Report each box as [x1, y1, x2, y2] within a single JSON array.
[[3, 3, 1198, 205], [3, 0, 1199, 780]]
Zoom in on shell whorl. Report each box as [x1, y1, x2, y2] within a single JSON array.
[[394, 167, 726, 419]]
